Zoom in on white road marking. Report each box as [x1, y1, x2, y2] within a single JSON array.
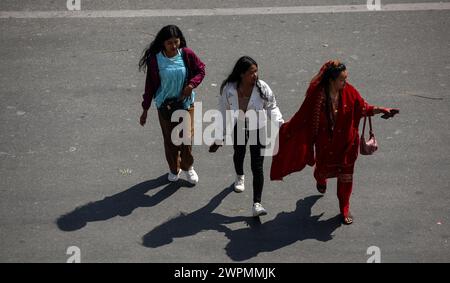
[[1, 3, 450, 19]]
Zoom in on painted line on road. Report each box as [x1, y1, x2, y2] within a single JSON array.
[[1, 3, 450, 19]]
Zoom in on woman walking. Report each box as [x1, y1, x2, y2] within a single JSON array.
[[271, 60, 399, 224], [139, 25, 206, 184], [210, 56, 284, 216]]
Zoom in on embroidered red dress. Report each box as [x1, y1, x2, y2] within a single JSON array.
[[270, 61, 375, 218], [313, 82, 374, 182]]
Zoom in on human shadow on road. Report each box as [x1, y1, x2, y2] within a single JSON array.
[[224, 195, 342, 261], [57, 174, 193, 231], [142, 188, 341, 261], [142, 185, 246, 248]]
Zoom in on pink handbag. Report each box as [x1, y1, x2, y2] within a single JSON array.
[[360, 116, 378, 155]]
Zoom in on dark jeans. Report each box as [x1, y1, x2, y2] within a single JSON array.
[[233, 123, 264, 203]]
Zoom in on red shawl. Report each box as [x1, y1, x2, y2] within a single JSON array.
[[270, 61, 374, 181]]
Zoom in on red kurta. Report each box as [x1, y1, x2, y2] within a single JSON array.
[[313, 83, 374, 180], [270, 64, 374, 181]]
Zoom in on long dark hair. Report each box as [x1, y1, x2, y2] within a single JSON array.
[[220, 56, 268, 101], [321, 62, 347, 134], [138, 25, 187, 72]]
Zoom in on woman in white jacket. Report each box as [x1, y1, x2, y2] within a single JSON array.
[[209, 56, 283, 217]]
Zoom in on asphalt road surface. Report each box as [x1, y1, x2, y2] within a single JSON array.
[[0, 0, 449, 262]]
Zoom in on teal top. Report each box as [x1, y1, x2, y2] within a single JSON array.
[[154, 49, 195, 109]]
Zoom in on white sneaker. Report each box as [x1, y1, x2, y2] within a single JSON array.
[[184, 167, 199, 185], [252, 203, 267, 217], [234, 175, 245, 193], [168, 170, 180, 182]]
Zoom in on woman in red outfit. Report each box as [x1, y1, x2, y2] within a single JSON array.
[[270, 60, 399, 225]]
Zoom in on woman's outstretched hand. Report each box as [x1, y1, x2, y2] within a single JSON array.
[[376, 107, 400, 119], [209, 143, 222, 153], [140, 110, 148, 126]]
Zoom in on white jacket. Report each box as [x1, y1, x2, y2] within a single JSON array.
[[218, 80, 284, 142]]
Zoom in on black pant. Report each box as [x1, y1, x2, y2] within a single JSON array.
[[233, 123, 264, 203]]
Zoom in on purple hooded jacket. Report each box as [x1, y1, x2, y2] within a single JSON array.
[[142, 47, 206, 110]]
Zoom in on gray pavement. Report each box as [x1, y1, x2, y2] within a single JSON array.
[[0, 0, 449, 262]]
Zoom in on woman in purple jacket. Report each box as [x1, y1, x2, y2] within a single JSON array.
[[139, 25, 206, 184]]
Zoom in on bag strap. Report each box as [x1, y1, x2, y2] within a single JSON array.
[[362, 116, 374, 138], [362, 116, 367, 138], [368, 116, 374, 136]]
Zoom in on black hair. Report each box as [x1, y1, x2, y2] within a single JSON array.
[[321, 62, 347, 135], [220, 56, 268, 101], [138, 25, 187, 72], [321, 63, 347, 85]]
